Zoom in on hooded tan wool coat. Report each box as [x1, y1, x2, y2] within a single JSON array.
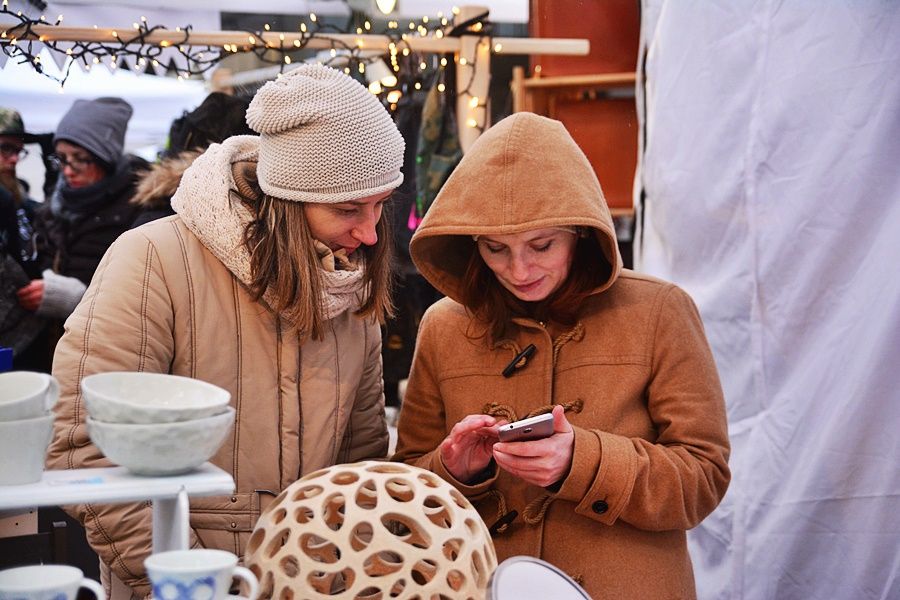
[[393, 113, 730, 599], [46, 139, 388, 597]]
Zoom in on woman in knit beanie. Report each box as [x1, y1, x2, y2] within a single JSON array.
[[46, 64, 405, 598], [15, 97, 148, 363]]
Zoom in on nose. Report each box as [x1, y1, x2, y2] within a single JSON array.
[[509, 253, 531, 282], [351, 213, 379, 246], [62, 164, 79, 181]]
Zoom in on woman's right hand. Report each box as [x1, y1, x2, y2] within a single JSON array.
[[440, 414, 501, 484], [16, 279, 45, 311]]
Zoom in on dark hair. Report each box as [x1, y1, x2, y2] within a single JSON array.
[[458, 232, 611, 342], [165, 93, 253, 158], [242, 195, 395, 340]]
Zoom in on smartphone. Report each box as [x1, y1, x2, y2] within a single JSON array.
[[497, 413, 555, 443]]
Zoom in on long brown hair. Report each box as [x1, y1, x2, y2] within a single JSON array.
[[242, 195, 395, 340], [458, 232, 611, 342]]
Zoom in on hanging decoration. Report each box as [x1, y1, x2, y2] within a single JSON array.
[[0, 1, 490, 106]]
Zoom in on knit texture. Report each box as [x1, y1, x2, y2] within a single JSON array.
[[36, 268, 86, 319], [54, 97, 133, 166], [246, 64, 404, 203], [171, 136, 366, 321]]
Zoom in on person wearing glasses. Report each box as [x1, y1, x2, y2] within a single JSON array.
[[0, 107, 45, 277], [0, 107, 53, 370], [15, 97, 148, 327]]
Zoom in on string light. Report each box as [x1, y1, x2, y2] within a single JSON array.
[[0, 2, 491, 118]]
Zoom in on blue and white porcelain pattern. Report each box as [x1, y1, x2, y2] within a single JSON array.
[[152, 577, 217, 600]]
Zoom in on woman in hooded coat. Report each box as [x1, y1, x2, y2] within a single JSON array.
[[393, 112, 730, 599]]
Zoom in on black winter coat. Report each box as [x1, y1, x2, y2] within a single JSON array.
[[41, 155, 148, 285]]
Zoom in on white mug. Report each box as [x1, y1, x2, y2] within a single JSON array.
[[0, 372, 59, 421], [0, 564, 104, 600], [0, 414, 54, 485], [145, 549, 258, 600]]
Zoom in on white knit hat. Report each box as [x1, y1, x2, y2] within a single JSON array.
[[246, 64, 405, 203]]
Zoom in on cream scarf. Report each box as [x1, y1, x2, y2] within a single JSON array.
[[171, 136, 366, 321]]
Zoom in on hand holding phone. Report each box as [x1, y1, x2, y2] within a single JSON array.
[[497, 413, 554, 443], [493, 406, 575, 488]]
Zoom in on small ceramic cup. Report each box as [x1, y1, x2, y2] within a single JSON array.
[[0, 413, 54, 485], [0, 564, 104, 600], [0, 371, 58, 421], [145, 549, 258, 600]]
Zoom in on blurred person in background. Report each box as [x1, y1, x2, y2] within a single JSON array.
[[130, 91, 253, 228], [0, 107, 52, 370], [15, 97, 147, 342]]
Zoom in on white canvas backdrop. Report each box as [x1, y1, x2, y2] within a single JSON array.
[[635, 2, 900, 599], [1, 53, 207, 201]]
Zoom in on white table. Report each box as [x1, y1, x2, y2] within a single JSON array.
[[0, 463, 234, 553]]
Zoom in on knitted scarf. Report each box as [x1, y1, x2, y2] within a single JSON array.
[[171, 136, 366, 322]]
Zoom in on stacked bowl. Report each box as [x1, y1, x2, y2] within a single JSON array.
[[0, 371, 57, 485], [81, 372, 234, 476]]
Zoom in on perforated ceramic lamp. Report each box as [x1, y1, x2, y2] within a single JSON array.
[[245, 461, 498, 599]]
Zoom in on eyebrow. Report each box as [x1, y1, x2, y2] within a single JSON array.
[[335, 194, 392, 207], [481, 233, 557, 245]]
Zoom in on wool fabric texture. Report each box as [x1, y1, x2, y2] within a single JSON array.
[[54, 97, 132, 166], [246, 64, 404, 203], [171, 136, 366, 321]]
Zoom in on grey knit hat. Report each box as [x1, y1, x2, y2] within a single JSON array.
[[53, 97, 133, 166], [246, 64, 404, 203]]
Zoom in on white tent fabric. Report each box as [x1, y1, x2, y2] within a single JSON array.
[[635, 3, 900, 599], [1, 47, 207, 200]]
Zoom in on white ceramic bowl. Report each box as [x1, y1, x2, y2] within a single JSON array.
[[87, 407, 235, 476], [0, 371, 58, 421], [0, 414, 54, 485], [81, 372, 230, 424]]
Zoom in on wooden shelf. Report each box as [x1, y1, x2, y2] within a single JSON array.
[[522, 72, 636, 89]]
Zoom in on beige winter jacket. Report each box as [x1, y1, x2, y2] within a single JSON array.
[[393, 113, 730, 599], [46, 138, 388, 597]]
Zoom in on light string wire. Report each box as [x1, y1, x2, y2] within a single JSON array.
[[0, 2, 493, 111]]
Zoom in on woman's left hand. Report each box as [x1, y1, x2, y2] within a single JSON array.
[[492, 405, 575, 488]]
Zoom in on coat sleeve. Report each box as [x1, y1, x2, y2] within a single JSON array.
[[392, 305, 499, 497], [553, 284, 731, 531], [338, 318, 389, 462], [45, 227, 180, 597]]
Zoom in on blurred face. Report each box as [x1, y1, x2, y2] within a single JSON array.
[[303, 191, 391, 256], [477, 228, 578, 302], [53, 140, 105, 188], [0, 135, 25, 177]]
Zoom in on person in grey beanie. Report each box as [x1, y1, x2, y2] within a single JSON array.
[[47, 64, 404, 598], [16, 97, 148, 347]]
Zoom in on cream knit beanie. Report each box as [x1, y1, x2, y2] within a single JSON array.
[[246, 63, 405, 203]]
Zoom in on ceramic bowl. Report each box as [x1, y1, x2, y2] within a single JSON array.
[[0, 371, 58, 421], [81, 372, 230, 424], [87, 407, 235, 476], [0, 414, 54, 485]]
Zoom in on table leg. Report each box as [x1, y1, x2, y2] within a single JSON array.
[[151, 488, 189, 553]]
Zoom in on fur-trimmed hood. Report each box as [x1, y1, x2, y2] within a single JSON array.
[[130, 151, 202, 210]]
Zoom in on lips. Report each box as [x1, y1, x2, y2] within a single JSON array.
[[512, 279, 543, 293]]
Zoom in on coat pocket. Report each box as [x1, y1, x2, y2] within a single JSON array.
[[190, 492, 259, 533]]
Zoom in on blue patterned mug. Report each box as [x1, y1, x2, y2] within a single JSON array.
[[145, 550, 258, 600], [0, 565, 104, 600]]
